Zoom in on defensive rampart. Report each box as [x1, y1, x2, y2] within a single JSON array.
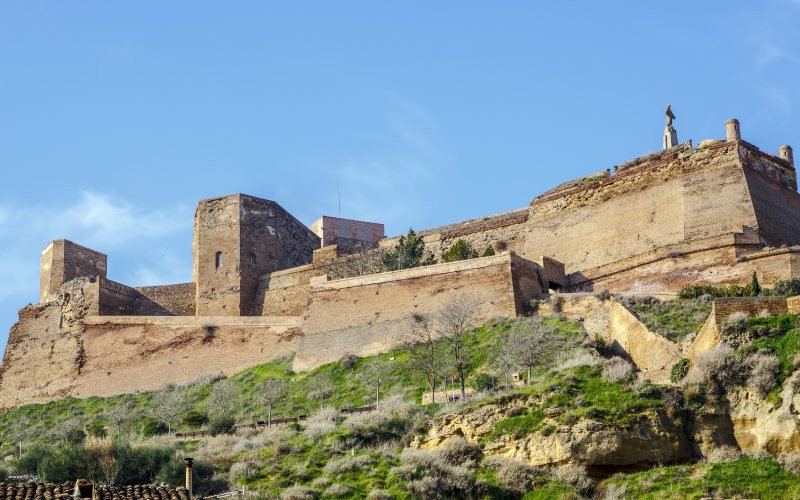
[[293, 253, 546, 371], [0, 294, 301, 409], [75, 315, 301, 397], [382, 140, 800, 291]]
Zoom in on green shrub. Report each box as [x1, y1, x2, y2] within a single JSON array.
[[208, 415, 236, 436], [112, 443, 174, 485], [474, 373, 499, 392], [482, 245, 495, 257], [670, 358, 690, 383], [382, 229, 435, 270], [86, 420, 107, 437], [442, 239, 478, 262], [769, 279, 800, 297], [751, 272, 762, 296], [38, 444, 85, 482], [183, 410, 209, 429], [141, 417, 168, 437], [16, 444, 54, 475], [63, 427, 87, 445], [677, 283, 752, 299]]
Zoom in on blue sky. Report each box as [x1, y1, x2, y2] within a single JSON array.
[[1, 1, 800, 353]]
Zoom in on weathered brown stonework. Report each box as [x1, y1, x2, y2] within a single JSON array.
[[5, 130, 800, 410]]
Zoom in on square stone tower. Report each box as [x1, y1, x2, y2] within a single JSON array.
[[193, 194, 321, 316], [40, 239, 107, 303], [309, 216, 384, 248]]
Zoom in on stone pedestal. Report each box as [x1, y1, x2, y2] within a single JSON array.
[[663, 126, 678, 149]]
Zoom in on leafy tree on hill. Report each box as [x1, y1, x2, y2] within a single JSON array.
[[442, 239, 478, 262], [382, 229, 435, 271], [482, 245, 496, 257]]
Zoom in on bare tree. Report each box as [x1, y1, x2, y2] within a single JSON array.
[[153, 390, 191, 434], [257, 378, 288, 427], [51, 417, 83, 443], [105, 401, 134, 434], [7, 419, 32, 459], [308, 373, 335, 402], [513, 318, 554, 385], [357, 359, 395, 408], [207, 379, 240, 418], [435, 295, 481, 400], [494, 329, 519, 390], [403, 313, 449, 404]]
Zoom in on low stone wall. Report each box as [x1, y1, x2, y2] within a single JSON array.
[[712, 297, 788, 324], [90, 279, 198, 317], [689, 296, 794, 362], [293, 253, 544, 371]]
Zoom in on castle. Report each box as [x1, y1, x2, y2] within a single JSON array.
[[2, 117, 800, 410]]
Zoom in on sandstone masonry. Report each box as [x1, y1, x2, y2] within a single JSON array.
[[3, 119, 800, 409]]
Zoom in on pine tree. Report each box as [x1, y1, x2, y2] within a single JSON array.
[[751, 271, 761, 296], [382, 229, 435, 270], [482, 245, 496, 257], [442, 239, 478, 262]]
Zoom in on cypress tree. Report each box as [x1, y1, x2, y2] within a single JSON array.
[[751, 271, 761, 296]]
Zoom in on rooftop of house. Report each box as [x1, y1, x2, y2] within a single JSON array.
[[0, 482, 191, 500]]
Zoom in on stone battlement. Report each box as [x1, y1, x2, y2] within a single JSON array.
[[4, 117, 800, 409]]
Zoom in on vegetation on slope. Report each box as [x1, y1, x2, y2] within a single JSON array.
[[7, 309, 800, 497], [618, 296, 711, 342], [677, 276, 800, 299], [600, 456, 800, 499], [485, 365, 663, 442]]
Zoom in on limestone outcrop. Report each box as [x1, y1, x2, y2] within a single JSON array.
[[728, 372, 800, 454], [410, 394, 693, 468]]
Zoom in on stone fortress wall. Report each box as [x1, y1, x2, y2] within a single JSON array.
[[3, 117, 800, 409]]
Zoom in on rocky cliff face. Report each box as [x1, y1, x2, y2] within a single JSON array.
[[729, 371, 800, 454], [411, 393, 693, 469]]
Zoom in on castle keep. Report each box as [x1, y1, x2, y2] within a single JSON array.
[[2, 118, 800, 409]]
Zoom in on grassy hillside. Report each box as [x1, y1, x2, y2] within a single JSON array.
[[0, 317, 579, 457], [599, 457, 800, 499], [4, 313, 800, 498]]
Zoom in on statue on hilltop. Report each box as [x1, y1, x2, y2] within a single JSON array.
[[663, 104, 678, 149]]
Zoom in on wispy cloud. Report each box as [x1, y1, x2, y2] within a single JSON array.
[[737, 2, 800, 114], [0, 192, 191, 299], [309, 96, 449, 236]]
